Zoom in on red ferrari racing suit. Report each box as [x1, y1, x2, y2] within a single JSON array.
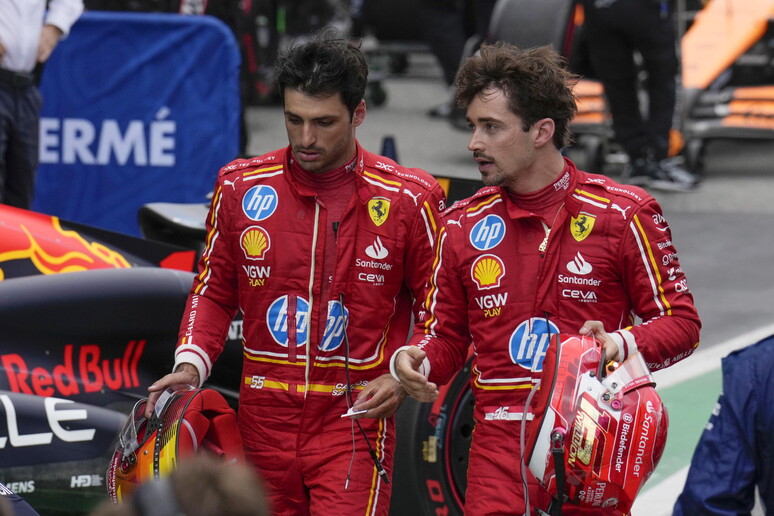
[[404, 159, 700, 515], [174, 143, 445, 516]]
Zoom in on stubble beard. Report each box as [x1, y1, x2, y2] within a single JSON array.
[[480, 168, 505, 187]]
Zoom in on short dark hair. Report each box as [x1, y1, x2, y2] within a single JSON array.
[[274, 28, 368, 118], [455, 43, 579, 149]]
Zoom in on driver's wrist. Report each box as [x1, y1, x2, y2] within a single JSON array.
[[174, 363, 200, 384], [389, 346, 412, 382]]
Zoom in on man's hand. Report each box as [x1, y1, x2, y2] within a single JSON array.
[[145, 363, 200, 418], [579, 320, 620, 362], [349, 374, 406, 419], [394, 347, 438, 402], [37, 25, 63, 63]]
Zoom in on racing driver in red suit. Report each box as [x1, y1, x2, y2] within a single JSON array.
[[146, 29, 445, 516], [393, 43, 701, 515]]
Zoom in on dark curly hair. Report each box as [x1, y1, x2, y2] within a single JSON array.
[[455, 43, 579, 149], [274, 28, 368, 119]]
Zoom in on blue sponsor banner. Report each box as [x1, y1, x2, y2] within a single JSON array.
[[34, 11, 240, 236]]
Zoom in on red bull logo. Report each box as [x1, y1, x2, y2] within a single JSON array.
[[1, 341, 145, 398]]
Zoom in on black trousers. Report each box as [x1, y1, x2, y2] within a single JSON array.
[[0, 79, 41, 210], [582, 0, 679, 161], [420, 0, 498, 87]]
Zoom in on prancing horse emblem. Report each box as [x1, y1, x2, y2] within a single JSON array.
[[368, 197, 391, 226], [570, 212, 596, 242]]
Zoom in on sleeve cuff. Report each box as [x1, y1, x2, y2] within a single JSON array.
[[45, 2, 85, 37], [389, 345, 431, 383], [174, 346, 210, 388], [610, 329, 637, 362]]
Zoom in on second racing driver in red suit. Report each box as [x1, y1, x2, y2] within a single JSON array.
[[393, 43, 701, 515]]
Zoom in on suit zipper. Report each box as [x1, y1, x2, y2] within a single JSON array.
[[538, 203, 565, 254], [305, 203, 321, 398], [534, 204, 564, 315]]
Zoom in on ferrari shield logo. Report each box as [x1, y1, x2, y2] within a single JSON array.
[[570, 212, 595, 242], [368, 197, 390, 226]]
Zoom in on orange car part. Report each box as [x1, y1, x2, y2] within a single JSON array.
[[682, 0, 774, 91]]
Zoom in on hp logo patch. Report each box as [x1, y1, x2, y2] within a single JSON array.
[[470, 215, 505, 250], [242, 185, 278, 221], [509, 317, 559, 371], [266, 295, 309, 346], [319, 300, 350, 351]]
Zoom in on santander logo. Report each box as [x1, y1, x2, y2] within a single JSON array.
[[566, 252, 592, 275], [365, 236, 389, 259]]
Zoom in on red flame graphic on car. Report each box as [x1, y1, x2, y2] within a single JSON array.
[[0, 208, 130, 280]]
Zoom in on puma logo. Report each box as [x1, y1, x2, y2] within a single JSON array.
[[611, 203, 631, 219], [403, 189, 421, 206]]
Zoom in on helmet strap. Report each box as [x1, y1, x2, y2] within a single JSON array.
[[546, 430, 567, 516]]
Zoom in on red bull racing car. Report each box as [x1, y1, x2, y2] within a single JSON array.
[[0, 200, 472, 516]]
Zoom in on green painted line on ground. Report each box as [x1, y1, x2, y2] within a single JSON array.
[[644, 367, 722, 489]]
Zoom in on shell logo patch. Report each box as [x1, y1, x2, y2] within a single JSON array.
[[240, 226, 270, 260], [368, 197, 390, 226], [471, 254, 505, 290], [570, 212, 596, 242]]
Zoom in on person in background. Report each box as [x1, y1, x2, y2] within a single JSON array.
[[580, 0, 699, 191], [144, 28, 446, 516], [90, 455, 270, 516], [421, 0, 497, 121], [0, 0, 83, 209], [673, 334, 774, 516], [0, 482, 40, 516], [392, 42, 700, 515]]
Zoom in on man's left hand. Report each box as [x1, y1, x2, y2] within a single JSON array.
[[350, 374, 407, 419], [579, 320, 621, 362]]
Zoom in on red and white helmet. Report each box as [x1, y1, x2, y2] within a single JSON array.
[[524, 334, 668, 513]]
